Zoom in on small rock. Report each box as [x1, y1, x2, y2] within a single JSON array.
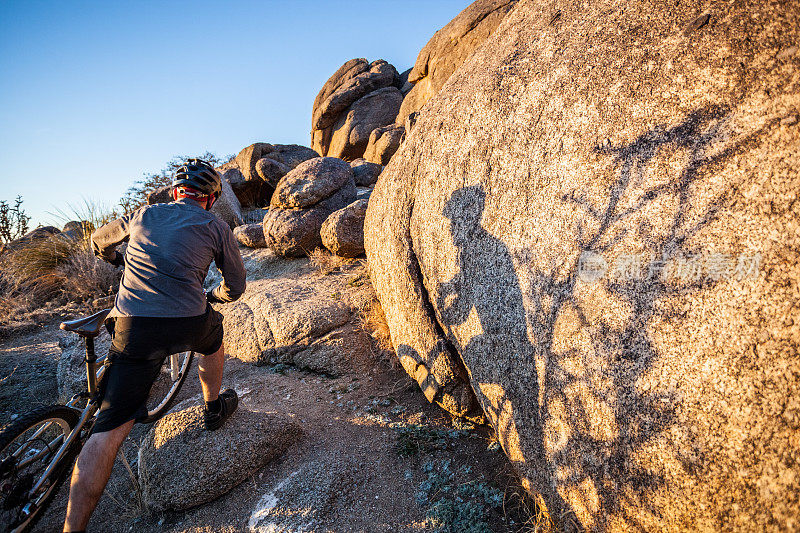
[[233, 223, 267, 248], [350, 158, 382, 187]]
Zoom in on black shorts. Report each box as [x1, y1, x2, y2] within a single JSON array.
[[92, 306, 223, 434]]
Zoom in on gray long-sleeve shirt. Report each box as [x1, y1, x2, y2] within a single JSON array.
[[92, 199, 246, 318]]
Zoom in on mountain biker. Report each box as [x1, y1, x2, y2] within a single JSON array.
[[62, 159, 247, 533]]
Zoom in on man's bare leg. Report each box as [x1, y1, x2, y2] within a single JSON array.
[[198, 343, 224, 402], [63, 419, 134, 532]]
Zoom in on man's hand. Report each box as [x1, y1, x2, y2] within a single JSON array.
[[206, 287, 224, 304]]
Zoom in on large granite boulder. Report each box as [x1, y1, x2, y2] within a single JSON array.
[[232, 143, 319, 206], [139, 405, 302, 511], [263, 157, 357, 256], [311, 59, 401, 158], [396, 0, 517, 125], [321, 199, 368, 258], [363, 124, 404, 166], [235, 143, 273, 183], [214, 267, 373, 376], [328, 87, 403, 161], [221, 167, 260, 209], [364, 0, 800, 530], [211, 177, 244, 229]]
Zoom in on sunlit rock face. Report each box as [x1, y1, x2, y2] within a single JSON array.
[[396, 0, 518, 125], [364, 0, 800, 530]]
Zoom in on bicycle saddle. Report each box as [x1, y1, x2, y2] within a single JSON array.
[[60, 309, 112, 337]]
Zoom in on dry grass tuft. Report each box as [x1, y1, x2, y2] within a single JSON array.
[[0, 202, 123, 325], [308, 247, 353, 275], [57, 247, 119, 301], [360, 297, 393, 354], [503, 482, 559, 533]]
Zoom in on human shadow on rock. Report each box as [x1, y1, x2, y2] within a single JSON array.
[[433, 105, 775, 530]]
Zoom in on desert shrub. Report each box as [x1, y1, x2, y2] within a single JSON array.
[[57, 246, 119, 301], [0, 201, 123, 323], [308, 247, 353, 274], [50, 198, 120, 233], [396, 424, 450, 457], [360, 297, 393, 353], [416, 460, 505, 533], [0, 196, 31, 245], [0, 234, 119, 310]]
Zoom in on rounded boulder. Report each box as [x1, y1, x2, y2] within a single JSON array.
[[139, 405, 302, 512], [270, 157, 354, 209], [321, 199, 368, 258], [233, 223, 267, 248], [349, 158, 382, 187]]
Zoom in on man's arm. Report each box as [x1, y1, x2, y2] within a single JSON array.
[[207, 224, 246, 303], [91, 215, 131, 266]]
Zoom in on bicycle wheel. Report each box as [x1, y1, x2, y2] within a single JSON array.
[[141, 351, 194, 423], [0, 405, 81, 533]]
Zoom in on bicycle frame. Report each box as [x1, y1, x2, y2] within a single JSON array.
[[24, 337, 106, 505], [14, 334, 187, 516]]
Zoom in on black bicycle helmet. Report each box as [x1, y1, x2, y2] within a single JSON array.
[[172, 158, 222, 196]]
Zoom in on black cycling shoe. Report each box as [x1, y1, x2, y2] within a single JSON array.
[[203, 389, 238, 431]]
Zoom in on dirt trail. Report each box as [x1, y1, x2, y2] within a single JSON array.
[[0, 321, 62, 428], [1, 255, 530, 532]]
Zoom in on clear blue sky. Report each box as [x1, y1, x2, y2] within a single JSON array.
[[0, 0, 470, 227]]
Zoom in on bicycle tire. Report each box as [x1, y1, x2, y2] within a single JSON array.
[[140, 351, 194, 423], [0, 405, 81, 533]]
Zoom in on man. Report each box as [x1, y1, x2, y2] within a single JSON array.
[[63, 159, 246, 533]]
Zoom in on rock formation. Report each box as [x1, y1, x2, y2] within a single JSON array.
[[139, 404, 302, 511], [327, 87, 403, 161], [230, 143, 319, 207], [365, 0, 800, 530], [263, 157, 357, 256], [321, 199, 368, 258], [210, 249, 374, 376], [220, 167, 258, 208], [396, 0, 517, 125], [349, 159, 382, 187], [363, 124, 404, 166], [311, 59, 402, 160]]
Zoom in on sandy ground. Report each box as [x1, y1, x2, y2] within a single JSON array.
[[1, 315, 533, 532]]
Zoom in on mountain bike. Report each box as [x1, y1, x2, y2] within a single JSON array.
[[0, 309, 194, 532]]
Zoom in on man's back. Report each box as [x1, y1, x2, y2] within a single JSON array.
[[92, 199, 246, 318]]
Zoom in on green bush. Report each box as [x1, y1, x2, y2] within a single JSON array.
[[416, 460, 504, 533]]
